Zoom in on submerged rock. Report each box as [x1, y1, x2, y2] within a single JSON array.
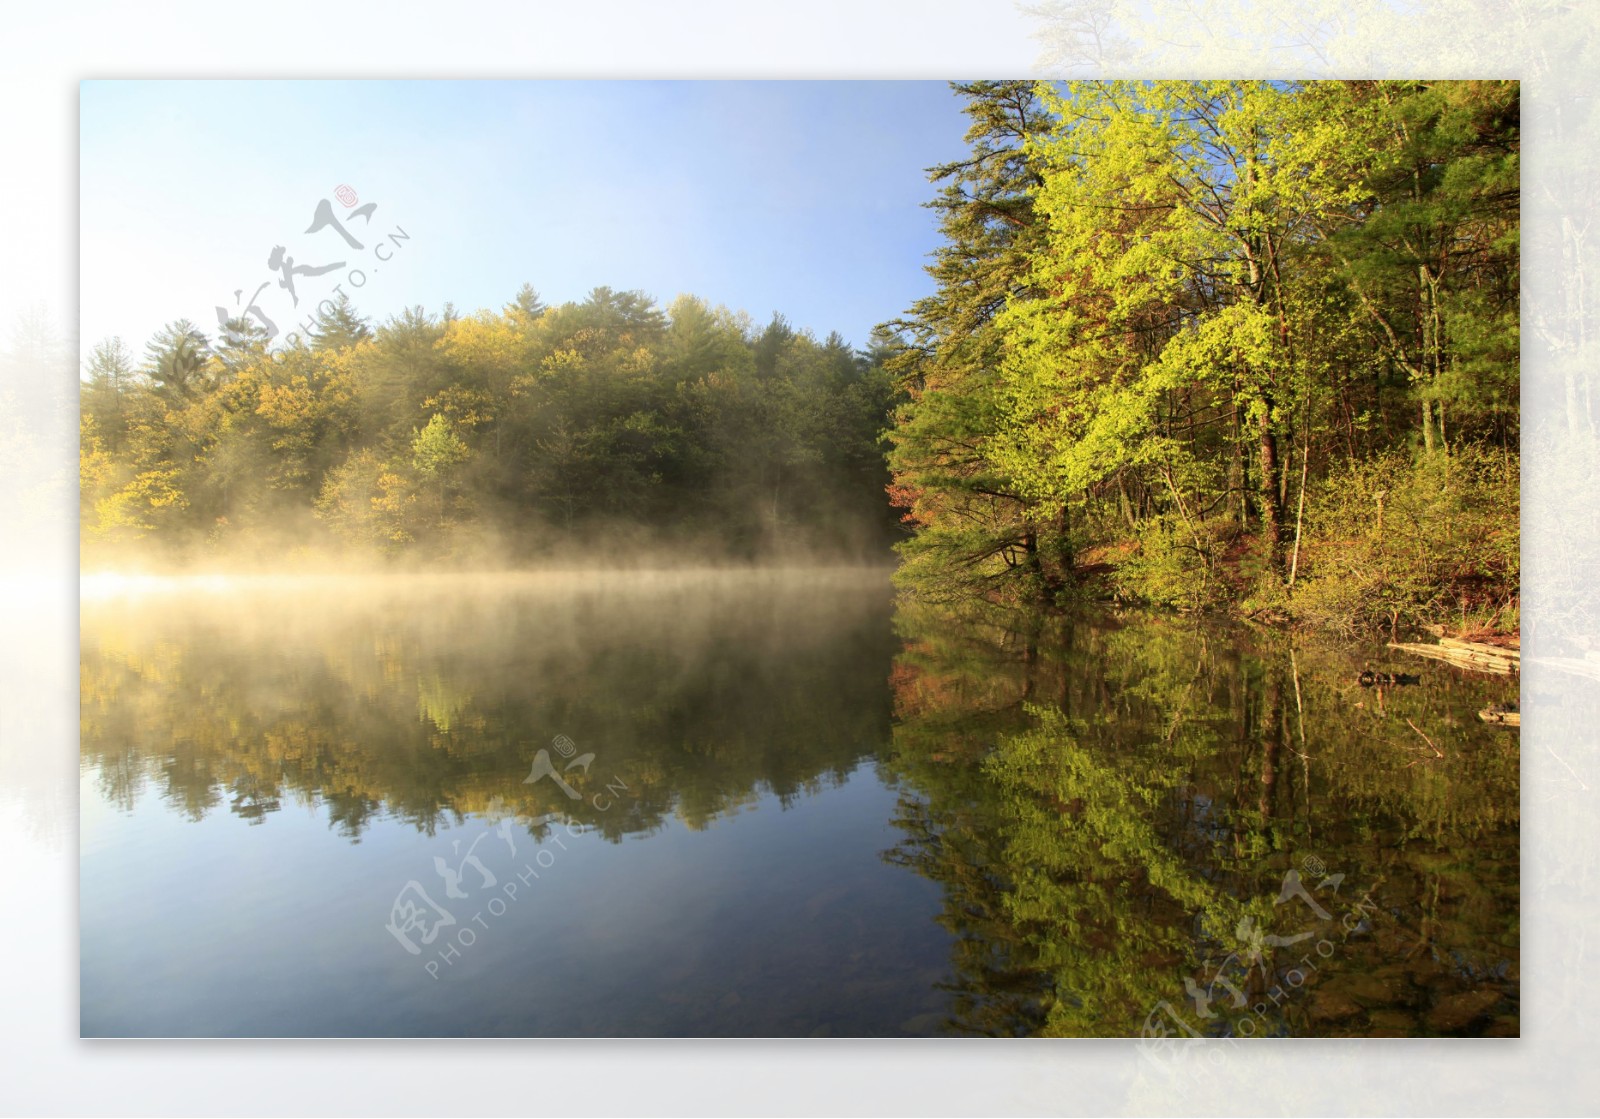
[[1309, 988, 1362, 1021], [1425, 988, 1503, 1032]]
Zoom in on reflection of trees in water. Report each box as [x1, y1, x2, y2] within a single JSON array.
[[883, 601, 1521, 1037], [79, 581, 1519, 1035], [80, 577, 898, 841]]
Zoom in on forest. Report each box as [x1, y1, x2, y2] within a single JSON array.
[[81, 79, 1520, 636], [885, 79, 1519, 635], [80, 287, 902, 565]]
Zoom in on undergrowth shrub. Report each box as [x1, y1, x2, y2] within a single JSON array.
[[1289, 447, 1519, 634]]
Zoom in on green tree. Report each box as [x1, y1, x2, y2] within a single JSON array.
[[309, 292, 374, 351], [82, 337, 135, 453], [143, 319, 215, 404], [885, 80, 1518, 627], [881, 80, 1062, 603], [410, 412, 471, 530]]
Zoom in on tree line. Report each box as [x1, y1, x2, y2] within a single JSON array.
[[883, 80, 1519, 633], [82, 80, 1520, 633], [81, 285, 901, 564]]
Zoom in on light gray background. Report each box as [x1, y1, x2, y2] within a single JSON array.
[[2, 2, 1592, 1114]]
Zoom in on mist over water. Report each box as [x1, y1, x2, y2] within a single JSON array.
[[80, 568, 1517, 1037], [81, 567, 948, 1036]]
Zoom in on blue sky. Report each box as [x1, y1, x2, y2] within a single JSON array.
[[79, 80, 977, 361]]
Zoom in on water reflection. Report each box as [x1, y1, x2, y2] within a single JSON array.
[[82, 570, 901, 841], [81, 570, 966, 1038], [79, 573, 1518, 1036], [883, 601, 1520, 1038]]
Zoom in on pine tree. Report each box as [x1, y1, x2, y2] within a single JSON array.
[[310, 292, 374, 351], [880, 80, 1063, 602], [82, 337, 135, 452], [142, 320, 214, 403]]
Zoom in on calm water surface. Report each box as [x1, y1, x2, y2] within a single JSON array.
[[80, 570, 1519, 1037]]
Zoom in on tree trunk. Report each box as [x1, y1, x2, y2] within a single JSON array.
[[1040, 506, 1071, 596], [1230, 388, 1248, 527], [1258, 406, 1284, 569]]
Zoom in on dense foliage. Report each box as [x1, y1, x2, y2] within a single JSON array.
[[884, 80, 1519, 632], [82, 81, 1520, 634], [81, 287, 900, 565]]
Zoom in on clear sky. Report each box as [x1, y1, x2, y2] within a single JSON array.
[[79, 80, 976, 362]]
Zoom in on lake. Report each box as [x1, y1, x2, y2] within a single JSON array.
[[79, 569, 1519, 1037]]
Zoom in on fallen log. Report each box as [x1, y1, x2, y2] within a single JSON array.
[[1437, 636, 1520, 663], [1478, 705, 1520, 727], [1388, 642, 1518, 675], [1421, 625, 1520, 652]]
